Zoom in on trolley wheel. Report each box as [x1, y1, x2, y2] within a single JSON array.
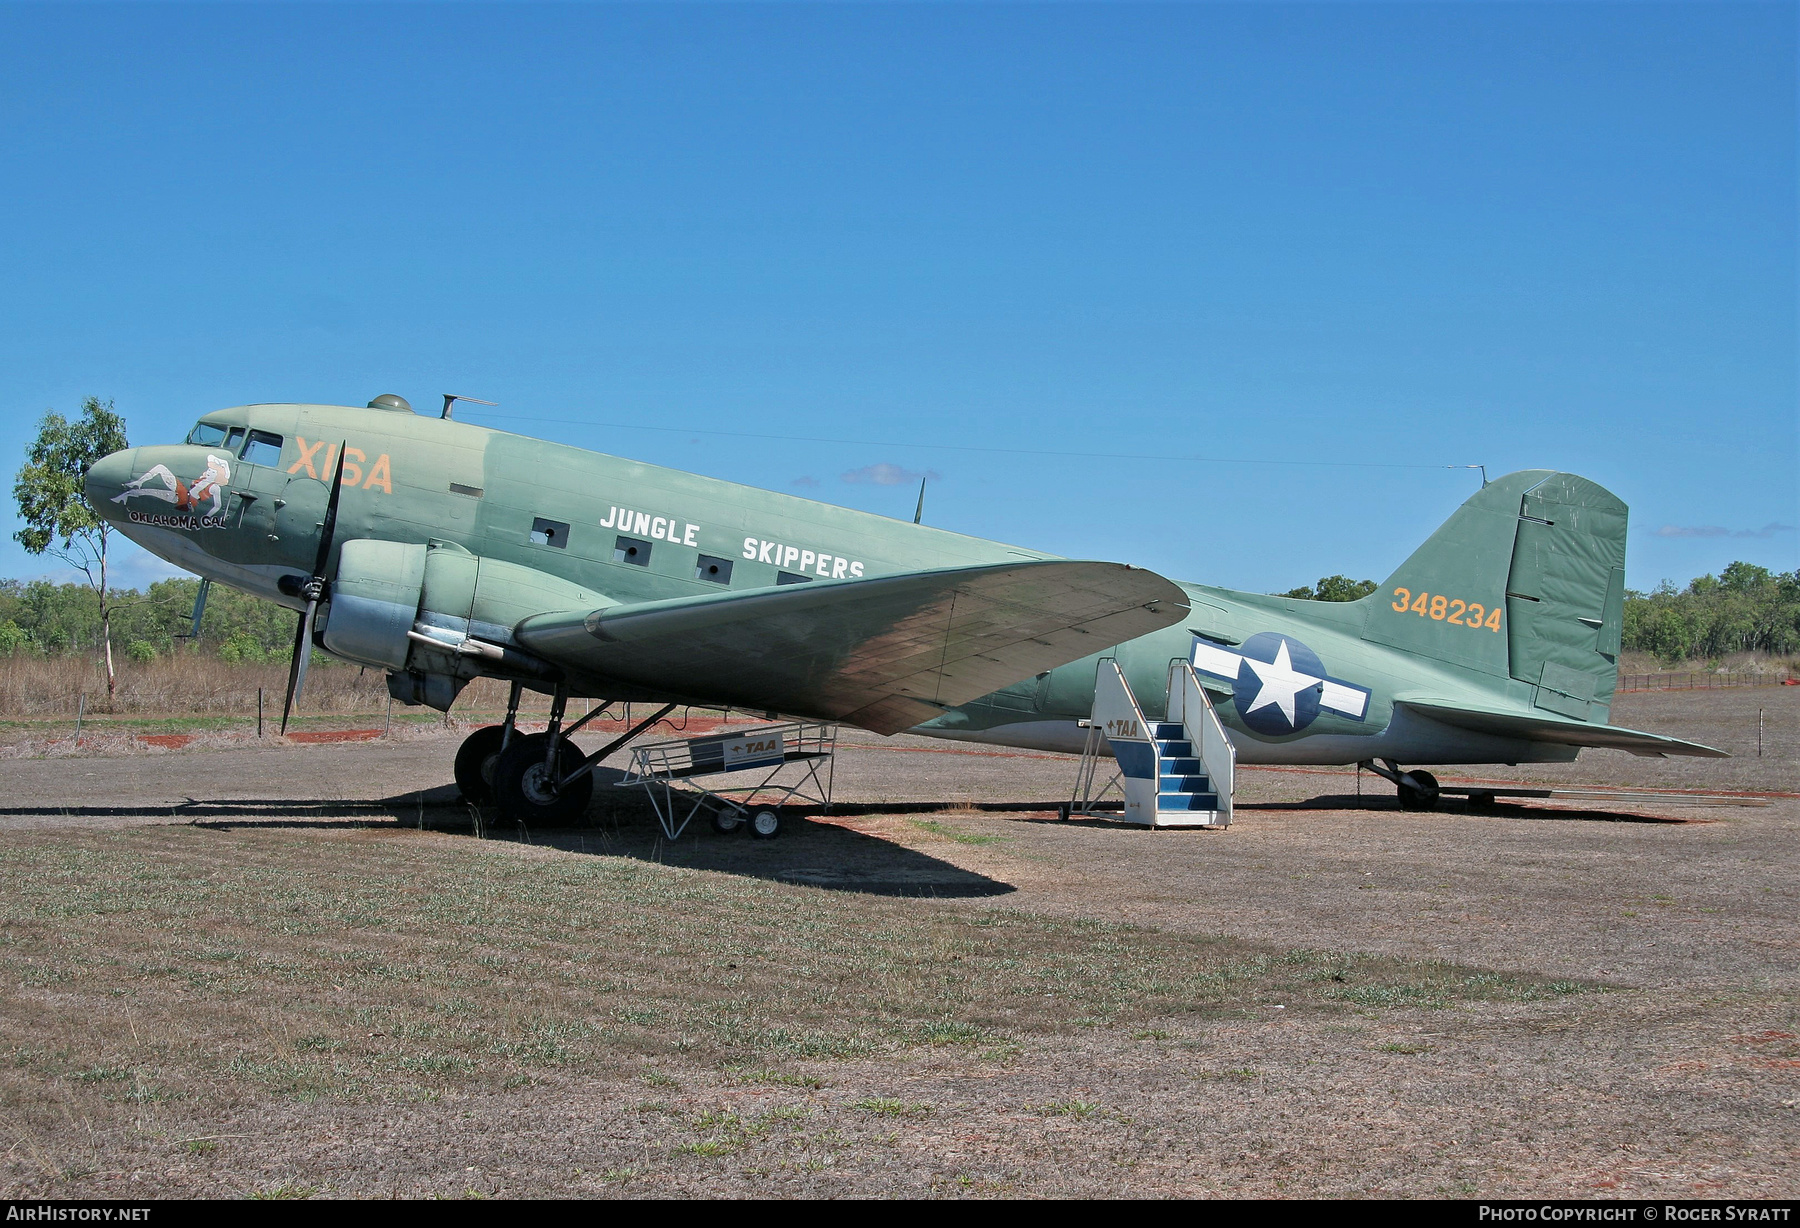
[[750, 808, 781, 840], [492, 732, 593, 826], [1467, 790, 1497, 810], [711, 807, 745, 835], [453, 725, 508, 804], [1397, 770, 1440, 811]]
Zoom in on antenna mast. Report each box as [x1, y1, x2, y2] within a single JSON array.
[[441, 394, 497, 420]]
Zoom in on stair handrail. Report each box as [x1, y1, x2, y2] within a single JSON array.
[[1070, 657, 1153, 819], [1167, 659, 1235, 824], [1093, 657, 1154, 744]]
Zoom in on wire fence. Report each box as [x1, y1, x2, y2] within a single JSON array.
[[1618, 671, 1795, 692]]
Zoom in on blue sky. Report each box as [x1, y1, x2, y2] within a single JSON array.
[[1, 1, 1793, 594]]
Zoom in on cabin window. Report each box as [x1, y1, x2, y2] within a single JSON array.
[[241, 430, 282, 466], [614, 535, 651, 566], [186, 422, 228, 447], [531, 517, 569, 548], [776, 571, 812, 586], [696, 554, 733, 584], [224, 427, 246, 452]]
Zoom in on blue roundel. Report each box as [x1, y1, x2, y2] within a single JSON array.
[[1231, 632, 1327, 736]]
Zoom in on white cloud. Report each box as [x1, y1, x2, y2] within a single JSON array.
[[840, 463, 940, 487], [1654, 522, 1795, 540]]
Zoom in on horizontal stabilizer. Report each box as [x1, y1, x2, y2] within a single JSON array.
[[515, 561, 1188, 734], [1397, 697, 1727, 758]]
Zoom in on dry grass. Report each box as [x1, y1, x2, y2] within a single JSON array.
[[0, 655, 392, 718], [0, 824, 1589, 1196], [0, 657, 694, 727]]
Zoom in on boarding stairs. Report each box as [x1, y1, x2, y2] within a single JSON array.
[[1070, 659, 1235, 828]]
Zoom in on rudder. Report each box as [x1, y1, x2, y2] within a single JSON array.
[[1359, 471, 1626, 721], [1504, 473, 1626, 721]]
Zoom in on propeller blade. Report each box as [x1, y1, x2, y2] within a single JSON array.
[[284, 441, 344, 735], [312, 441, 349, 579], [280, 601, 316, 735], [187, 578, 210, 641]]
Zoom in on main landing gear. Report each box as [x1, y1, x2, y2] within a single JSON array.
[[452, 682, 525, 804], [452, 683, 676, 827], [1359, 759, 1441, 811]]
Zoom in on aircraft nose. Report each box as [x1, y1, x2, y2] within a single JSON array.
[[85, 448, 138, 513]]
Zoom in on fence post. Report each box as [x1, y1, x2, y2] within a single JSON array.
[[257, 687, 264, 739], [73, 693, 85, 743]]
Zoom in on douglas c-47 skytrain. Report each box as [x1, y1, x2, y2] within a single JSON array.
[[86, 394, 1723, 826]]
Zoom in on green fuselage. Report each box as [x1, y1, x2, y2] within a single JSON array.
[[90, 401, 1591, 767]]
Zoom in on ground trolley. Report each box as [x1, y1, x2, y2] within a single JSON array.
[[615, 720, 838, 840]]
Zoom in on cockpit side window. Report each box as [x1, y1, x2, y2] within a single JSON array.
[[241, 430, 283, 467], [224, 427, 246, 452], [187, 422, 228, 447]]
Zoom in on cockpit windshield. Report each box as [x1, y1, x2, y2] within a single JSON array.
[[186, 421, 229, 447]]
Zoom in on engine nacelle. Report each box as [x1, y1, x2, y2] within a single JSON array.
[[323, 540, 424, 670], [322, 538, 612, 708]]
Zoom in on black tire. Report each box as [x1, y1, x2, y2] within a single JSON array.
[[749, 808, 781, 840], [453, 725, 508, 804], [711, 808, 744, 835], [1468, 790, 1497, 810], [491, 732, 594, 826], [1397, 770, 1440, 811]]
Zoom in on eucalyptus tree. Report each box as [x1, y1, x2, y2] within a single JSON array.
[[13, 397, 129, 703]]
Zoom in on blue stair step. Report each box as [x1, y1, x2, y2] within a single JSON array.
[[1155, 793, 1221, 812], [1161, 756, 1201, 775], [1152, 723, 1185, 739], [1155, 739, 1194, 757], [1159, 775, 1212, 793]]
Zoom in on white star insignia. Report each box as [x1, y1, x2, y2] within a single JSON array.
[[1241, 640, 1322, 727]]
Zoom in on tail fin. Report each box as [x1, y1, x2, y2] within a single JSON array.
[[1360, 471, 1626, 721]]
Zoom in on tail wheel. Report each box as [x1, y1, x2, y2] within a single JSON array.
[[711, 808, 744, 835], [492, 732, 594, 826], [453, 725, 508, 804], [750, 809, 781, 840], [1397, 770, 1440, 811]]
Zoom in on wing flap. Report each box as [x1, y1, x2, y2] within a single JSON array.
[[515, 561, 1188, 734], [1397, 697, 1727, 758]]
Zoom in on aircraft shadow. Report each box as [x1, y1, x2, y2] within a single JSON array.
[[1246, 793, 1698, 825], [0, 787, 468, 823], [117, 777, 1017, 899]]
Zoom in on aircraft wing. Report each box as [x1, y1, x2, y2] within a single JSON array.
[[514, 561, 1188, 734], [1396, 698, 1728, 758]]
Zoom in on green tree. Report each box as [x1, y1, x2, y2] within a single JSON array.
[[12, 398, 129, 703], [1279, 575, 1379, 602], [1619, 563, 1800, 662]]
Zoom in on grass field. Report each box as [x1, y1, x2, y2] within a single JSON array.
[[0, 685, 1792, 1197], [0, 821, 1598, 1197]]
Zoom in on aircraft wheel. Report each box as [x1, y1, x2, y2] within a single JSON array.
[[1397, 770, 1440, 811], [750, 808, 781, 840], [492, 733, 593, 826], [711, 808, 744, 835], [453, 725, 508, 804], [1468, 790, 1497, 810]]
